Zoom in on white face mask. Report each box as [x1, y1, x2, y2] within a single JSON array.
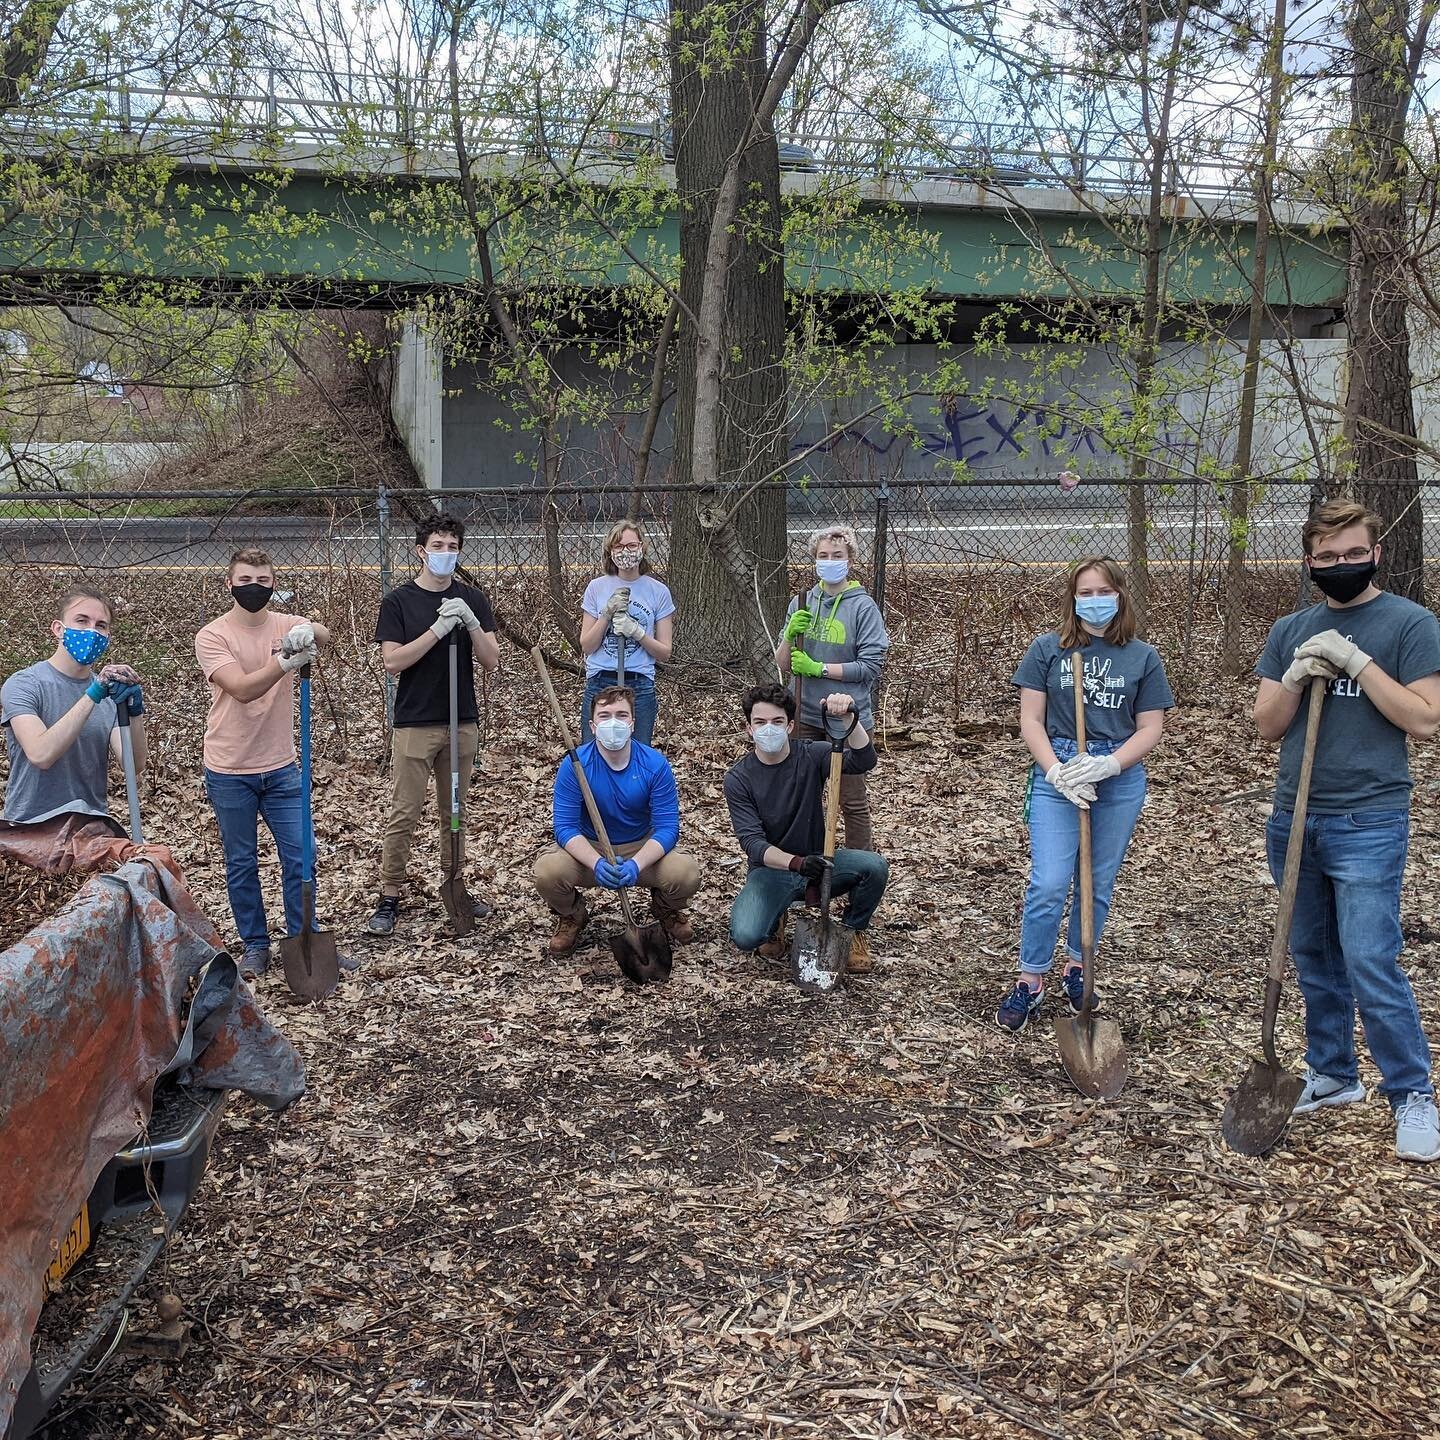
[[815, 557, 849, 585], [752, 721, 788, 754], [425, 549, 459, 577], [595, 717, 633, 751]]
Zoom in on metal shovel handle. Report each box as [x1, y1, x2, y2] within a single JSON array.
[[116, 703, 143, 845]]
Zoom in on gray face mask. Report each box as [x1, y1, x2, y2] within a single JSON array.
[[752, 721, 788, 754]]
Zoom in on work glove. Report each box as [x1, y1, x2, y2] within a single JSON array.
[[1281, 652, 1339, 694], [788, 853, 827, 880], [438, 596, 480, 631], [282, 622, 316, 655], [278, 644, 317, 673], [602, 586, 632, 621], [782, 608, 812, 643], [87, 664, 140, 705], [595, 856, 641, 890], [789, 648, 824, 679], [612, 613, 645, 642], [1045, 761, 1096, 810], [429, 608, 462, 641], [1294, 629, 1371, 680], [108, 682, 145, 718], [1061, 753, 1121, 787]]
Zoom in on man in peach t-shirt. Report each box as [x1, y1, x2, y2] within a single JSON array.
[[195, 548, 333, 977]]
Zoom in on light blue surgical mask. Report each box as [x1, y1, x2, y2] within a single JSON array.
[[1075, 594, 1119, 628], [63, 626, 110, 666], [815, 558, 849, 585], [425, 550, 459, 577], [752, 721, 788, 754]]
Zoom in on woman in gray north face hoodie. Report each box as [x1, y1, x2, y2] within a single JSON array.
[[775, 523, 890, 851]]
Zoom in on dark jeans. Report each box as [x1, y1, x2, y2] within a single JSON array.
[[729, 849, 890, 949], [580, 670, 657, 745], [1266, 807, 1432, 1103], [204, 763, 305, 953]]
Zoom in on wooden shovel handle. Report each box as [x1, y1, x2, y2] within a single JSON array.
[[1071, 652, 1094, 957], [1268, 676, 1326, 982]]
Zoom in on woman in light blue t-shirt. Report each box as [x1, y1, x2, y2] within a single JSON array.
[[577, 519, 676, 745], [996, 556, 1174, 1034]]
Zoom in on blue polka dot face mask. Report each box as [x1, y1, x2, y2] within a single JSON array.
[[62, 626, 110, 666]]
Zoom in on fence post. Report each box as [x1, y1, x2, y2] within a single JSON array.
[[872, 481, 890, 615], [378, 482, 395, 743]]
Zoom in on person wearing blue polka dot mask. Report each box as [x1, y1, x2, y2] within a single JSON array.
[[1, 587, 147, 826]]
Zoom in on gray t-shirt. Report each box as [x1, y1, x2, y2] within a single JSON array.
[[1, 661, 117, 824], [1012, 633, 1175, 743], [1256, 592, 1440, 814]]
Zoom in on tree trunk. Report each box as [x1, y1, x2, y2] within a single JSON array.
[[1346, 0, 1426, 603], [667, 0, 791, 671]]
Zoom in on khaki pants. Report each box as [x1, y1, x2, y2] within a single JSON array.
[[380, 722, 479, 891], [798, 722, 874, 852], [532, 837, 701, 919]]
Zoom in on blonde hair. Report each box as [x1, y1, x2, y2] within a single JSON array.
[[808, 524, 859, 562], [601, 519, 653, 577], [1058, 556, 1137, 649], [1302, 499, 1381, 556]]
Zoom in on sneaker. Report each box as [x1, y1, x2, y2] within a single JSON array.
[[846, 929, 872, 975], [338, 952, 361, 973], [1395, 1093, 1440, 1163], [996, 981, 1044, 1033], [1061, 965, 1100, 1014], [239, 947, 270, 978], [756, 914, 788, 960], [366, 895, 400, 936], [548, 904, 589, 957], [1292, 1066, 1366, 1115]]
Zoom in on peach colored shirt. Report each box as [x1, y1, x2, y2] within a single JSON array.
[[195, 610, 303, 775]]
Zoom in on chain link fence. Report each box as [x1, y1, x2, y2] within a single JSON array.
[[0, 476, 1402, 751]]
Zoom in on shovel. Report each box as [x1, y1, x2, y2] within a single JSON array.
[[1054, 650, 1127, 1100], [280, 666, 339, 1001], [439, 632, 476, 936], [533, 646, 672, 983], [790, 706, 858, 993], [1221, 675, 1326, 1155], [115, 699, 143, 844]]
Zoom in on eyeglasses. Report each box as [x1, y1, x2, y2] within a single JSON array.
[[1310, 546, 1375, 567]]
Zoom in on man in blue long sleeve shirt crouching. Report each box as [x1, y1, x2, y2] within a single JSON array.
[[533, 684, 701, 956]]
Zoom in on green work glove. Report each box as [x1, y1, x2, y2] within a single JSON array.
[[782, 608, 812, 643], [790, 648, 824, 679]]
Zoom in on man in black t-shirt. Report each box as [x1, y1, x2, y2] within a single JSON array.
[[367, 513, 499, 935], [723, 683, 888, 972]]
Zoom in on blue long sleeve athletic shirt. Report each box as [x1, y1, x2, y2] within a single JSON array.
[[552, 740, 681, 852]]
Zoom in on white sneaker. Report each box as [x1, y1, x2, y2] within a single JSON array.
[[1292, 1066, 1366, 1115], [1395, 1093, 1440, 1163]]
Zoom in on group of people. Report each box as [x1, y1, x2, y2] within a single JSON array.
[[1, 499, 1435, 1162]]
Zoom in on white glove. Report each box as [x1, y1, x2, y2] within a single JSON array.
[[438, 596, 480, 630], [1045, 761, 1096, 810], [1281, 651, 1339, 694], [602, 586, 632, 621], [430, 609, 461, 641], [612, 613, 645, 642], [1062, 753, 1121, 787], [278, 644, 317, 673], [1295, 628, 1371, 680], [282, 622, 315, 656]]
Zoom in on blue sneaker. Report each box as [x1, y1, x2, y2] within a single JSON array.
[[996, 981, 1044, 1033], [1062, 966, 1100, 1015]]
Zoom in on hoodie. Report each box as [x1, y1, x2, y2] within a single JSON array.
[[784, 581, 890, 730]]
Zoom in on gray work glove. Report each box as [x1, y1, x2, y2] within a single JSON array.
[[602, 586, 632, 621], [1045, 761, 1096, 810]]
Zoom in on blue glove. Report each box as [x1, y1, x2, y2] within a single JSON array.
[[109, 683, 144, 717], [85, 678, 110, 704], [594, 857, 641, 890]]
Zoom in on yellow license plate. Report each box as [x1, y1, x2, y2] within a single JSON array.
[[43, 1207, 91, 1295]]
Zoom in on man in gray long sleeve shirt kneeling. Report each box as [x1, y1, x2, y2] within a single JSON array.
[[722, 682, 889, 973]]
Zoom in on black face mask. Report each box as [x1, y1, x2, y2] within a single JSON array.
[[231, 583, 274, 614], [1309, 558, 1377, 604]]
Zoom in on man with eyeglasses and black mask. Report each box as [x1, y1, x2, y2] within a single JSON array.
[[1254, 499, 1440, 1164]]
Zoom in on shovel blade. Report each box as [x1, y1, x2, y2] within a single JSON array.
[[1054, 1012, 1127, 1100], [789, 910, 852, 994], [611, 921, 673, 985], [1221, 1058, 1304, 1156], [280, 928, 339, 1001], [440, 873, 476, 936]]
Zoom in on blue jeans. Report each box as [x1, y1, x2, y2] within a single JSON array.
[[1266, 807, 1432, 1103], [730, 849, 890, 949], [204, 764, 305, 953], [580, 670, 658, 745], [1019, 738, 1146, 975]]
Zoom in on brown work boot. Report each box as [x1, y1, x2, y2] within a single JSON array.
[[756, 913, 788, 960], [654, 906, 696, 945], [847, 929, 872, 974], [548, 904, 589, 956]]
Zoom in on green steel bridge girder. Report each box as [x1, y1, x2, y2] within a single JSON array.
[[0, 165, 1348, 308]]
